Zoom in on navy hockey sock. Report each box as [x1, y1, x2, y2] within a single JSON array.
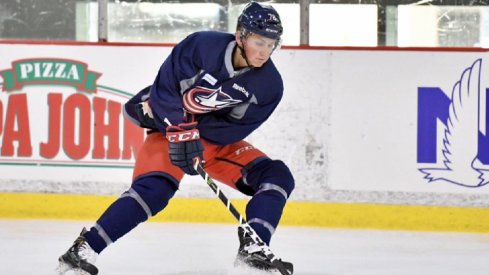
[[244, 160, 295, 245], [246, 191, 284, 245], [84, 175, 177, 253]]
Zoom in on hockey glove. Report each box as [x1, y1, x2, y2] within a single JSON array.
[[166, 122, 204, 175]]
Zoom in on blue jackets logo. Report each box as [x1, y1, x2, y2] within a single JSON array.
[[183, 86, 242, 114], [417, 59, 489, 187]]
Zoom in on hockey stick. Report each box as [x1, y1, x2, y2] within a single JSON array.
[[192, 159, 291, 275]]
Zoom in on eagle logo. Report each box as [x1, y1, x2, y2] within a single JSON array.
[[419, 59, 489, 187]]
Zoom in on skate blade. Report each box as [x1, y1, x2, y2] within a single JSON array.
[[267, 268, 292, 274], [74, 269, 93, 275], [55, 262, 91, 275], [55, 261, 71, 275], [234, 258, 292, 274]]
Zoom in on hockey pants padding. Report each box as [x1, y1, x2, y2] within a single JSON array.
[[84, 175, 177, 253], [243, 159, 295, 245]]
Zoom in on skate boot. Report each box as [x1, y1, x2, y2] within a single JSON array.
[[57, 228, 99, 275], [235, 225, 293, 274]]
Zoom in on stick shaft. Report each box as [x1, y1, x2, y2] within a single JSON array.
[[198, 165, 246, 224]]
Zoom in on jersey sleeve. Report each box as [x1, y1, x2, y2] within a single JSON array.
[[149, 33, 205, 131]]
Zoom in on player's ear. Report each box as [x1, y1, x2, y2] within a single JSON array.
[[235, 31, 243, 47]]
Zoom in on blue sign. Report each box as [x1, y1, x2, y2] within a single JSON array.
[[417, 59, 489, 187]]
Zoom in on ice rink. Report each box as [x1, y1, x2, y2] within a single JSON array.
[[2, 220, 489, 275]]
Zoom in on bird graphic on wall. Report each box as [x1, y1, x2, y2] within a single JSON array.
[[419, 59, 489, 187]]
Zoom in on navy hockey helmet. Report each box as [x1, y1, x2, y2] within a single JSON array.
[[237, 2, 283, 41]]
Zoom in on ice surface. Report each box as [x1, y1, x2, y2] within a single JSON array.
[[1, 220, 489, 275]]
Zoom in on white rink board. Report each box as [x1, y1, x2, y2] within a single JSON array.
[[1, 43, 489, 202], [326, 51, 489, 194]]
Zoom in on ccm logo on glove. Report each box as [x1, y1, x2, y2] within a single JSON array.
[[166, 129, 200, 143], [166, 122, 204, 175]]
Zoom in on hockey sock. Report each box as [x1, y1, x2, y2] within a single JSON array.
[[246, 189, 286, 245], [244, 160, 295, 245], [84, 175, 177, 253]]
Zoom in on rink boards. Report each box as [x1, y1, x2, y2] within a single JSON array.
[[2, 42, 489, 232], [2, 192, 489, 233]]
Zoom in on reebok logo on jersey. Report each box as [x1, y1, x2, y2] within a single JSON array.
[[232, 83, 249, 97]]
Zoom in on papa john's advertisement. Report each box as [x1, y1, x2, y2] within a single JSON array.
[[0, 44, 167, 184]]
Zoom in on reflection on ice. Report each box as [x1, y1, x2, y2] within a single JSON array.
[[1, 219, 489, 274]]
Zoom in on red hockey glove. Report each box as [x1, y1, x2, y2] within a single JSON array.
[[166, 122, 204, 175]]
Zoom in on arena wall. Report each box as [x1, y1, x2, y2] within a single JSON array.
[[1, 42, 489, 231]]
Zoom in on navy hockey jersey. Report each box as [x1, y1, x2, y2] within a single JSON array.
[[126, 31, 284, 145]]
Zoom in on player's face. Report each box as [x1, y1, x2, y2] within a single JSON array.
[[241, 33, 277, 67]]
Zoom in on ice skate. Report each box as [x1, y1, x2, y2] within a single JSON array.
[[235, 226, 293, 274], [57, 228, 99, 275]]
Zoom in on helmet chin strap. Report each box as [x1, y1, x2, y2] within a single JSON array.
[[237, 35, 254, 69]]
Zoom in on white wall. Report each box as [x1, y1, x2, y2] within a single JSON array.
[[1, 43, 489, 206]]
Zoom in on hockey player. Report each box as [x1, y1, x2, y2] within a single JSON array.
[[57, 2, 294, 274]]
